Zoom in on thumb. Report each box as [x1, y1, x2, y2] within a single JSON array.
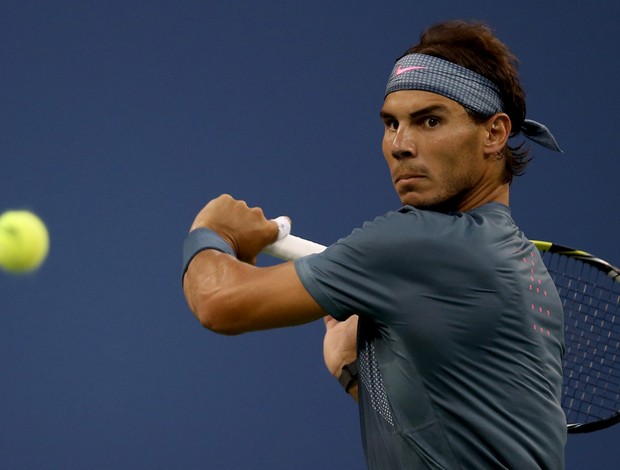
[[324, 315, 338, 330]]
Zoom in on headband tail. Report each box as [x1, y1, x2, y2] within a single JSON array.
[[521, 119, 563, 153]]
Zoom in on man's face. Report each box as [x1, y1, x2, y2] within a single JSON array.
[[380, 90, 497, 212]]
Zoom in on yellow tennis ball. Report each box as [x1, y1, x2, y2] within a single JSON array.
[[0, 210, 50, 274]]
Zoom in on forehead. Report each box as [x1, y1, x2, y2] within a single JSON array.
[[381, 90, 466, 115]]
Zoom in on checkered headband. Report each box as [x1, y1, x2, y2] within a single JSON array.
[[385, 54, 561, 152]]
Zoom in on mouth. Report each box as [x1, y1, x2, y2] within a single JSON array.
[[394, 172, 426, 186], [396, 174, 424, 183]]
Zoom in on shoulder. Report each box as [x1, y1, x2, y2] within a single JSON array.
[[351, 203, 515, 251], [348, 206, 455, 245], [300, 203, 518, 273]]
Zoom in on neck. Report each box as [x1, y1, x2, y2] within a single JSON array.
[[419, 183, 510, 214], [458, 182, 510, 212]]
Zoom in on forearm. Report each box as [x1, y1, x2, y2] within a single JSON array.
[[183, 249, 325, 335], [183, 249, 254, 334]]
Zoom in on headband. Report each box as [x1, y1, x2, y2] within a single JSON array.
[[385, 54, 562, 152]]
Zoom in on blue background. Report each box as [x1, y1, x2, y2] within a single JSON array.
[[1, 1, 618, 469]]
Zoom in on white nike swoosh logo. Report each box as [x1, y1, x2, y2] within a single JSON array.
[[395, 65, 427, 76]]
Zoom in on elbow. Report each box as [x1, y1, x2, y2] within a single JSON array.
[[191, 294, 246, 336], [183, 261, 249, 335], [196, 310, 244, 336]]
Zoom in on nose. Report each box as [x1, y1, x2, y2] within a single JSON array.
[[389, 127, 416, 160]]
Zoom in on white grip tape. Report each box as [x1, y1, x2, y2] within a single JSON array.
[[263, 217, 327, 261]]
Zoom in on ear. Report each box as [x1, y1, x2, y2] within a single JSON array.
[[483, 113, 511, 155]]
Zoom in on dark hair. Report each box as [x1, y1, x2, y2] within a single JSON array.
[[403, 20, 530, 183]]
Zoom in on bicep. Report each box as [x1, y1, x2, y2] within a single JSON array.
[[183, 250, 326, 334]]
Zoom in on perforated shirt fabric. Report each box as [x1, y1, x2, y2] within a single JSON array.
[[295, 203, 567, 469]]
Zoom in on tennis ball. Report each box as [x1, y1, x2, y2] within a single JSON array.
[[0, 210, 50, 274]]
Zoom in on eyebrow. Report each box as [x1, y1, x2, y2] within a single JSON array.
[[379, 104, 449, 121]]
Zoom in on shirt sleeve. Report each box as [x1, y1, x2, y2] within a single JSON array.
[[293, 208, 433, 322], [292, 205, 515, 325], [294, 215, 391, 321]]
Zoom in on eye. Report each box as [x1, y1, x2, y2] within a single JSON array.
[[384, 119, 398, 131], [424, 117, 440, 128]]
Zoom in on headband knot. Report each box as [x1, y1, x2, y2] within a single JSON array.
[[385, 54, 562, 152]]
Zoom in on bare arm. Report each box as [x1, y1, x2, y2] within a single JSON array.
[[184, 250, 325, 334], [183, 195, 326, 335], [183, 194, 359, 402]]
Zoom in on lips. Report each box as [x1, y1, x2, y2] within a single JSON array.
[[396, 174, 424, 183], [394, 170, 426, 185]]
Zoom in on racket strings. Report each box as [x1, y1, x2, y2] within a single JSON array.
[[542, 252, 620, 428]]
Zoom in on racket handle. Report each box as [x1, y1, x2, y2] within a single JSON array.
[[263, 217, 327, 261]]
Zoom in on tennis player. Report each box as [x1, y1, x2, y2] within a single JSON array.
[[183, 20, 567, 469]]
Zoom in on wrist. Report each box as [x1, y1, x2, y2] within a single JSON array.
[[182, 228, 236, 276], [338, 360, 358, 393]]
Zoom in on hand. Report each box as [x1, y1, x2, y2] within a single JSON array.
[[323, 315, 358, 379], [190, 194, 279, 264]]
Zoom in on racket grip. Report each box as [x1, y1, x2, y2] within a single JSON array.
[[263, 217, 327, 260]]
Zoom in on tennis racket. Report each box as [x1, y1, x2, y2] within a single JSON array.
[[264, 221, 620, 434]]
